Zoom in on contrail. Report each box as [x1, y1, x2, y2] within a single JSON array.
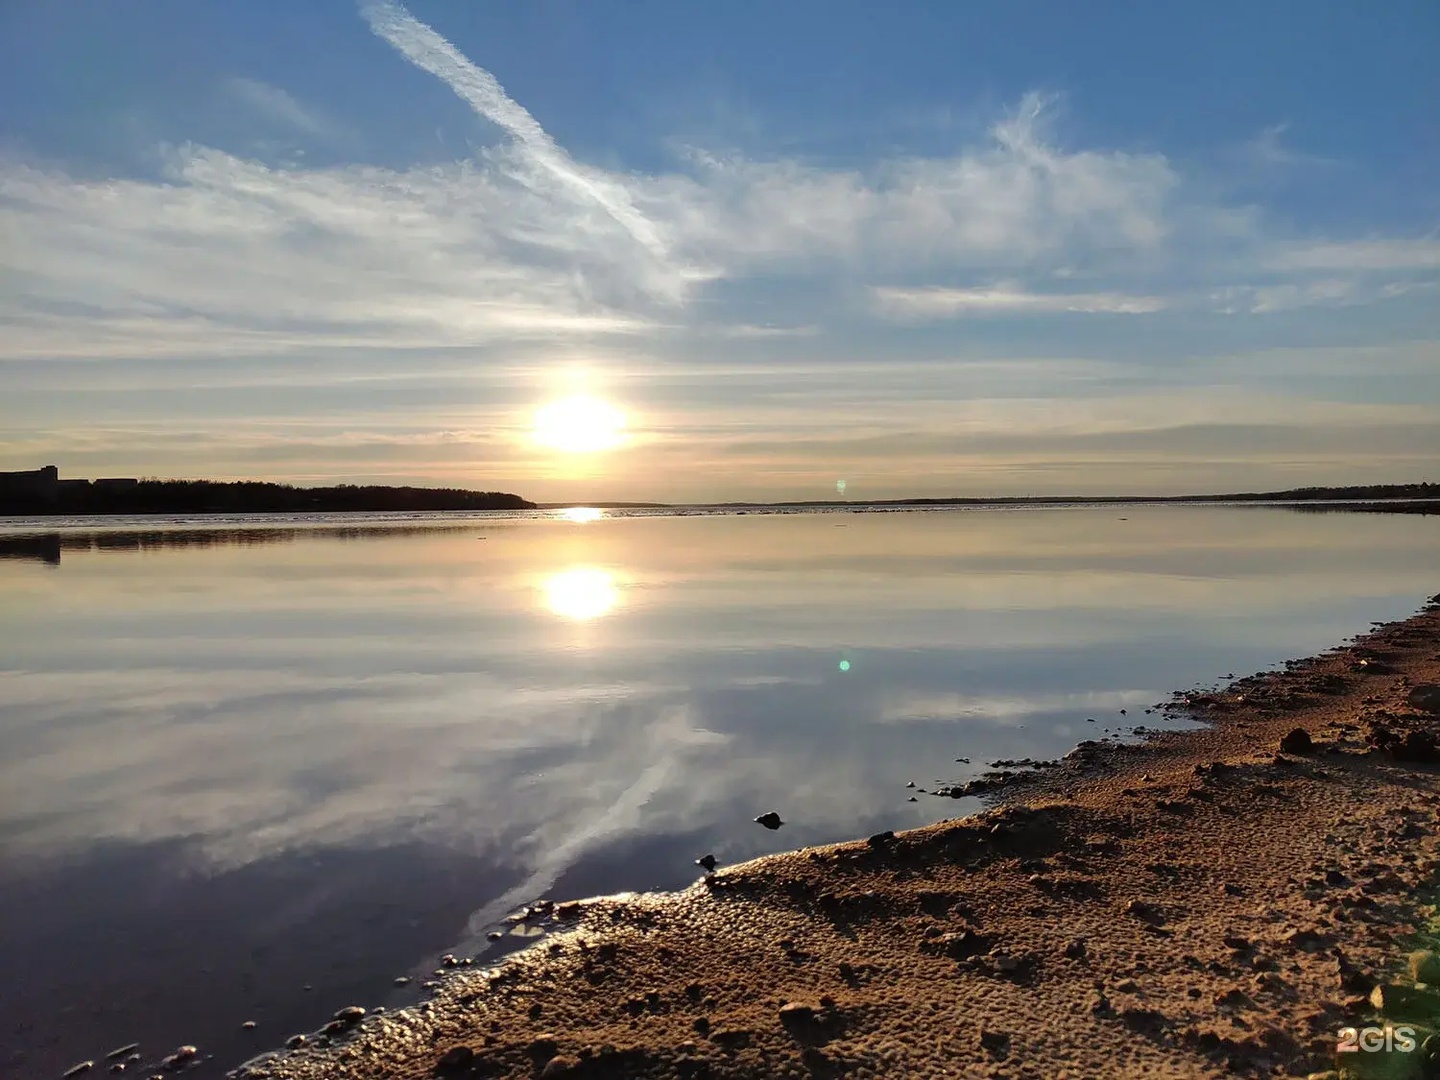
[[359, 0, 667, 259]]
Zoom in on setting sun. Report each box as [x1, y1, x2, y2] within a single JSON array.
[[532, 395, 626, 454]]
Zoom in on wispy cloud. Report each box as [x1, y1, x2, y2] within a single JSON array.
[[1265, 238, 1440, 272], [873, 284, 1167, 319], [359, 0, 682, 284], [226, 77, 333, 137]]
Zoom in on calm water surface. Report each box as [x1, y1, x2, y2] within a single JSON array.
[[2, 505, 1437, 1077]]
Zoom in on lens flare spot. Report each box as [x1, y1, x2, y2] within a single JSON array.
[[838, 659, 851, 672]]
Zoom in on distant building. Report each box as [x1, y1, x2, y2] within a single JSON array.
[[0, 465, 60, 502]]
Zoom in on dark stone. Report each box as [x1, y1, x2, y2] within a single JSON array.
[[1279, 728, 1313, 755], [1393, 730, 1440, 763], [1370, 983, 1440, 1020], [63, 1064, 94, 1079], [160, 1046, 197, 1071], [1409, 951, 1440, 985], [435, 1046, 474, 1072], [754, 812, 784, 830], [978, 1029, 1010, 1054], [1407, 685, 1440, 714], [695, 854, 717, 872]]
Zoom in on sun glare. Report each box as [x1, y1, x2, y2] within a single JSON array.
[[543, 567, 619, 621], [559, 506, 603, 523], [532, 395, 626, 453]]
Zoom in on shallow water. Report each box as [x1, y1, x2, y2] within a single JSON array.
[[1, 505, 1436, 1077]]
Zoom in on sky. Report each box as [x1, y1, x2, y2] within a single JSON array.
[[1, 0, 1437, 502]]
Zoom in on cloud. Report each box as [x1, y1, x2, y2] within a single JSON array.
[[359, 0, 681, 280], [873, 284, 1166, 319], [1265, 238, 1440, 272], [226, 77, 333, 137]]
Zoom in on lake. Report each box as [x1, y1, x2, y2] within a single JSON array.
[[2, 505, 1437, 1078]]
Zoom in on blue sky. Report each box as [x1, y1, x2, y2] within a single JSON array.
[[1, 0, 1436, 500]]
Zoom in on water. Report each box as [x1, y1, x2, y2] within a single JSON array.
[[1, 505, 1436, 1077]]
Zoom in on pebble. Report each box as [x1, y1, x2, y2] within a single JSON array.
[[241, 1020, 256, 1031], [105, 1045, 140, 1062], [393, 976, 410, 986], [754, 811, 784, 830], [63, 1064, 94, 1079]]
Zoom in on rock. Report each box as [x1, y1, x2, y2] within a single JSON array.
[[692, 1017, 710, 1035], [1410, 951, 1440, 984], [1370, 982, 1440, 1020], [1407, 685, 1440, 714], [1283, 928, 1328, 952], [1394, 730, 1440, 762], [978, 1029, 1010, 1054], [540, 1056, 579, 1078], [105, 1045, 140, 1062], [529, 1035, 560, 1058], [435, 1046, 474, 1072], [930, 930, 990, 960], [867, 831, 895, 849], [754, 812, 784, 830], [486, 931, 503, 941], [779, 1002, 816, 1026], [241, 1021, 257, 1031], [285, 1035, 306, 1049], [1064, 938, 1087, 960], [1125, 899, 1163, 924], [1279, 728, 1313, 754], [1115, 978, 1140, 993], [63, 1064, 94, 1079], [331, 1006, 365, 1025], [1222, 934, 1252, 952], [393, 976, 410, 986], [695, 854, 717, 872]]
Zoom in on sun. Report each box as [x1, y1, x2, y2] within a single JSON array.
[[532, 395, 626, 453]]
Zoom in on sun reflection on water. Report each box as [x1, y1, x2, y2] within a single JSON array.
[[543, 567, 619, 621], [558, 507, 603, 524]]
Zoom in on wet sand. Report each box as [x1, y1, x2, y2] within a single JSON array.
[[234, 594, 1440, 1079]]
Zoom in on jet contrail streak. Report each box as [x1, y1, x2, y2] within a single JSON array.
[[359, 0, 667, 259]]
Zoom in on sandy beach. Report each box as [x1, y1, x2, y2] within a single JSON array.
[[219, 591, 1440, 1079]]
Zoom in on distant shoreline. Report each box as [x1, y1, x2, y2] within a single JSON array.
[[543, 483, 1439, 509], [1, 477, 1436, 519]]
